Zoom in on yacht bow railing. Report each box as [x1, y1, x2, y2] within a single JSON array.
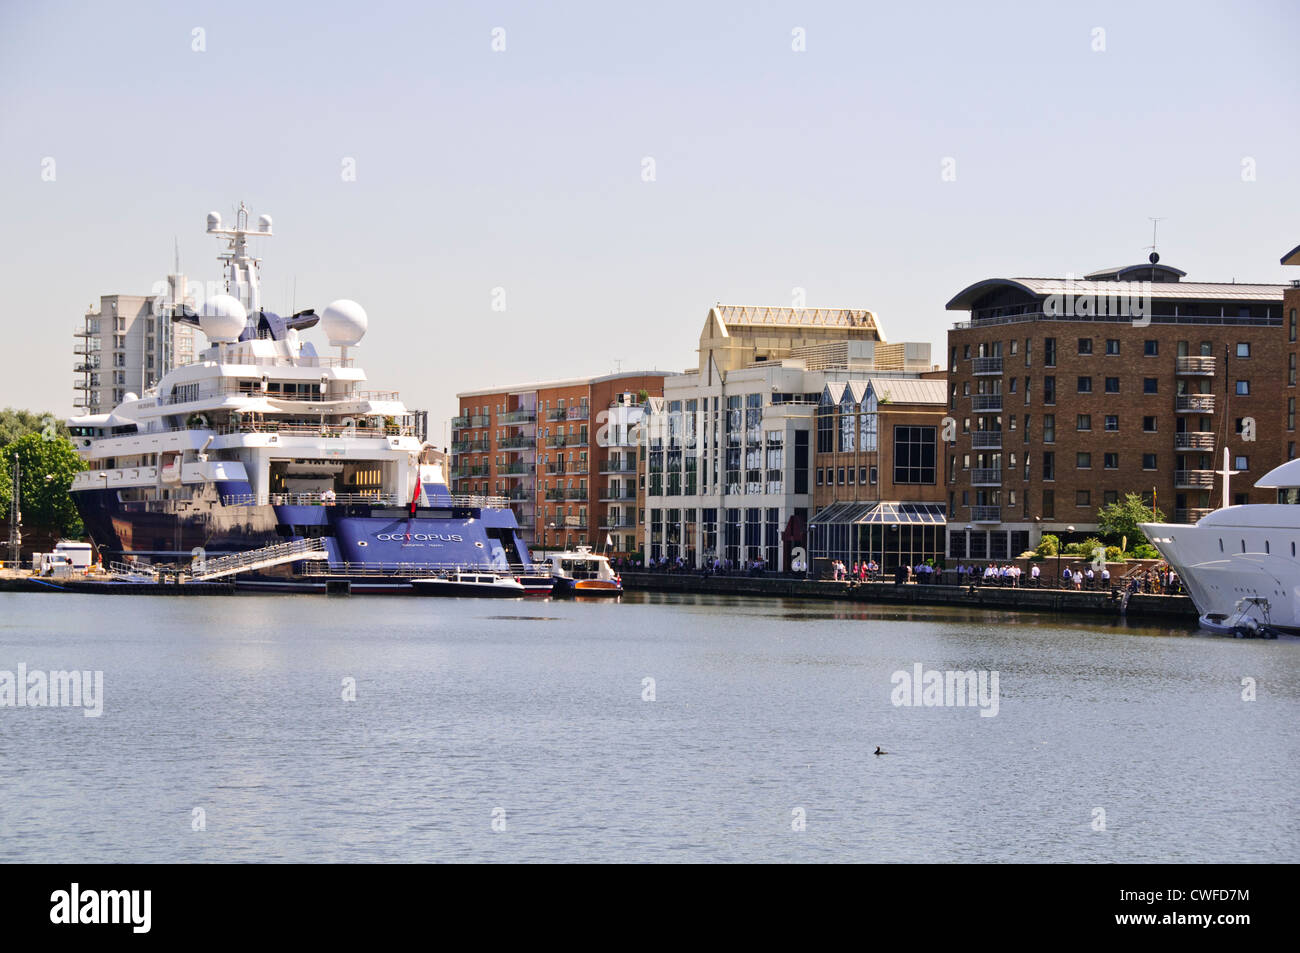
[[297, 561, 551, 578]]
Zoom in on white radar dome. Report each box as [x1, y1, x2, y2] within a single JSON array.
[[123, 392, 139, 403], [206, 211, 221, 232], [321, 299, 368, 346], [257, 214, 273, 232], [199, 294, 248, 342]]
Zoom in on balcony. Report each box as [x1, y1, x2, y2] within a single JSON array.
[[498, 436, 534, 450], [971, 506, 1001, 523], [601, 457, 638, 474], [547, 407, 591, 422], [971, 394, 1002, 413], [972, 356, 1003, 376], [601, 516, 637, 529], [971, 431, 1002, 450], [451, 414, 489, 430], [1174, 469, 1215, 489], [1174, 507, 1214, 524], [600, 487, 635, 502], [451, 439, 489, 453], [1176, 394, 1215, 413], [498, 462, 530, 476], [1173, 432, 1215, 450], [449, 465, 489, 479], [500, 409, 536, 425], [545, 488, 587, 501], [971, 468, 1002, 486], [1175, 356, 1216, 376], [546, 433, 588, 448]]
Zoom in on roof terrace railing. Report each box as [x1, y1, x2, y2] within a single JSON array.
[[954, 310, 1282, 330]]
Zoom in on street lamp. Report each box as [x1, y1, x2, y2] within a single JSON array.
[[1057, 524, 1075, 587]]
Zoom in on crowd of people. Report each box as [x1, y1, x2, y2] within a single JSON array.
[[616, 552, 1183, 594]]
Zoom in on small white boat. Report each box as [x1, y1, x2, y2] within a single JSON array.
[[411, 572, 526, 598], [546, 546, 622, 597]]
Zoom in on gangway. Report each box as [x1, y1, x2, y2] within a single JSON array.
[[188, 538, 328, 580], [109, 538, 328, 582]]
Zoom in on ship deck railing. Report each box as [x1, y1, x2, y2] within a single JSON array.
[[297, 561, 551, 578], [219, 491, 512, 508]]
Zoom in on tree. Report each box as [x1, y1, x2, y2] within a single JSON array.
[[1096, 493, 1164, 546], [0, 455, 10, 515], [0, 407, 68, 446], [1034, 533, 1059, 558], [2, 433, 86, 536]]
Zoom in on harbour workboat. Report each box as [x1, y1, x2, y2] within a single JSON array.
[[411, 572, 527, 598], [1141, 452, 1300, 636], [66, 204, 544, 593], [546, 546, 623, 596]]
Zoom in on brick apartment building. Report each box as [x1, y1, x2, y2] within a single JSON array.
[[1283, 243, 1300, 459], [944, 258, 1288, 562], [451, 372, 670, 553]]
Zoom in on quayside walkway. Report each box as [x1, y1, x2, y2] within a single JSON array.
[[619, 572, 1197, 621]]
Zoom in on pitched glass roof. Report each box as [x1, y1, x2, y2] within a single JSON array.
[[809, 501, 947, 526]]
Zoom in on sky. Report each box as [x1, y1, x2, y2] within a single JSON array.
[[1, 0, 1297, 439]]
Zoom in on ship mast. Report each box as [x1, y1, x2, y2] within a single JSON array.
[[205, 202, 272, 314]]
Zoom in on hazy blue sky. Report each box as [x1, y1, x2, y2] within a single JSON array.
[[2, 0, 1297, 438]]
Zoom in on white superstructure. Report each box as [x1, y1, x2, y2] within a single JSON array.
[[1142, 454, 1300, 633]]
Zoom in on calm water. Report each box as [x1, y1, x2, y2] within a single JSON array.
[[0, 590, 1296, 863]]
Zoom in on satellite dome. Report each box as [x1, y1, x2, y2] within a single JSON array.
[[258, 214, 273, 232], [199, 294, 248, 342], [123, 392, 139, 403], [206, 211, 221, 232], [321, 299, 368, 346]]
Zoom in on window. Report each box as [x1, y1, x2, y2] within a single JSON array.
[[1104, 490, 1118, 505], [1291, 309, 1297, 343], [1143, 416, 1157, 432], [869, 466, 877, 485], [1009, 340, 1018, 355], [963, 344, 971, 359], [1290, 398, 1296, 431], [1076, 452, 1091, 469], [1044, 338, 1057, 367], [1077, 338, 1093, 355], [1104, 452, 1118, 469], [847, 466, 855, 485], [1077, 376, 1092, 394], [1104, 415, 1118, 431], [817, 468, 823, 486], [1076, 489, 1091, 507], [1077, 414, 1091, 431], [1143, 378, 1158, 395], [893, 426, 937, 484], [1104, 376, 1119, 393], [1235, 380, 1250, 395], [1290, 353, 1296, 386], [1105, 339, 1120, 355], [837, 467, 846, 485], [1043, 376, 1056, 404], [1043, 414, 1055, 443], [1236, 342, 1251, 358], [1234, 456, 1248, 471], [1144, 340, 1158, 356], [859, 467, 867, 484], [1008, 377, 1017, 394], [1042, 451, 1055, 481], [1142, 453, 1157, 470]]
